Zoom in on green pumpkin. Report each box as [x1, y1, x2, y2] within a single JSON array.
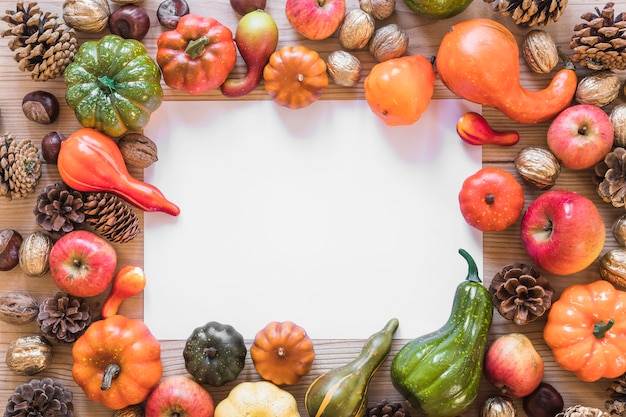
[[390, 249, 493, 417], [64, 34, 163, 138], [183, 321, 247, 387], [403, 0, 473, 19]]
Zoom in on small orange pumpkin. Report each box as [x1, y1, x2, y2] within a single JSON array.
[[250, 321, 315, 385], [72, 314, 163, 409], [263, 45, 328, 109]]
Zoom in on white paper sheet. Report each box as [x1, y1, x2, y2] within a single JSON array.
[[143, 99, 482, 340]]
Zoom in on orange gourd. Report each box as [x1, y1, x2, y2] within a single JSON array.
[[263, 45, 328, 109], [364, 55, 436, 126], [250, 321, 315, 385], [543, 280, 626, 382], [436, 18, 577, 124], [72, 314, 163, 409], [100, 265, 147, 319]]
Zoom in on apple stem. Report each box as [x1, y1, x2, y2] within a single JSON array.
[[593, 319, 614, 339], [101, 363, 121, 391]]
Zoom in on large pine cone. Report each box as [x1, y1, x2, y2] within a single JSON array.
[[34, 182, 85, 235], [594, 147, 626, 208], [570, 2, 626, 70], [37, 292, 91, 344], [0, 133, 42, 200], [5, 377, 74, 417], [83, 192, 140, 244], [1, 1, 77, 81], [489, 263, 555, 325], [367, 400, 411, 417], [483, 0, 568, 26]]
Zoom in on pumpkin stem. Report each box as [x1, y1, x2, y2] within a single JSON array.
[[204, 346, 218, 358], [101, 363, 121, 391], [277, 347, 286, 358], [186, 36, 210, 59], [97, 75, 116, 95], [459, 248, 482, 284], [484, 194, 495, 205], [593, 319, 615, 339]]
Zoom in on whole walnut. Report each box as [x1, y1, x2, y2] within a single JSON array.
[[63, 0, 111, 32]]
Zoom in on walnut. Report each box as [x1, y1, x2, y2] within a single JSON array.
[[62, 0, 111, 32], [359, 0, 395, 20], [326, 50, 362, 87], [338, 9, 375, 50], [522, 29, 559, 73], [368, 23, 408, 62], [117, 132, 158, 168], [575, 71, 621, 107]]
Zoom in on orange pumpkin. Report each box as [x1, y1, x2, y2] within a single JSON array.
[[263, 45, 328, 109], [364, 54, 436, 126], [250, 321, 315, 385], [544, 280, 626, 382], [435, 18, 577, 124], [72, 314, 163, 409]]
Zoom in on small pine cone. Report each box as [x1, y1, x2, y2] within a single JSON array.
[[594, 147, 626, 208], [0, 133, 42, 200], [4, 377, 74, 417], [37, 291, 91, 344], [83, 192, 140, 244], [489, 263, 555, 325], [1, 1, 78, 81], [367, 400, 411, 417], [483, 0, 568, 26], [570, 2, 626, 71], [607, 373, 626, 416], [558, 405, 610, 417], [34, 182, 85, 235]]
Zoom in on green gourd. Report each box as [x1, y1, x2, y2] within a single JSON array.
[[390, 249, 493, 417], [304, 318, 399, 417]]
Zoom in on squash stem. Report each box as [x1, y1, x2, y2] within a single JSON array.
[[593, 319, 615, 339], [97, 75, 116, 95], [101, 363, 121, 391], [459, 248, 482, 284], [186, 36, 210, 59]]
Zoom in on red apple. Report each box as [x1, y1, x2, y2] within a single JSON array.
[[546, 104, 614, 170], [520, 189, 605, 276], [285, 0, 346, 40], [49, 230, 117, 298], [483, 333, 544, 398], [145, 375, 214, 417]]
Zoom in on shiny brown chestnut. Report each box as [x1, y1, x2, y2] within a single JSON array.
[[156, 0, 190, 29], [109, 4, 150, 40], [0, 229, 23, 271], [22, 91, 59, 124], [523, 382, 564, 417], [41, 132, 66, 164]]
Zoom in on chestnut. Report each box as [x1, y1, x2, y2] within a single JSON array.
[[41, 131, 66, 164], [22, 91, 59, 125], [523, 382, 564, 417], [109, 4, 150, 41], [0, 229, 23, 271], [157, 0, 190, 29]]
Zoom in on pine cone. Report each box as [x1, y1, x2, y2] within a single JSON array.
[[570, 2, 626, 70], [0, 133, 42, 200], [594, 147, 626, 208], [367, 400, 411, 417], [558, 405, 610, 417], [1, 1, 77, 81], [483, 0, 568, 26], [83, 192, 140, 244], [37, 292, 91, 344], [489, 263, 555, 325], [34, 182, 85, 235], [4, 377, 74, 417], [607, 373, 626, 416]]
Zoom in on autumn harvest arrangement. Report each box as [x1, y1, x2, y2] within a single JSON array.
[[3, 0, 626, 416]]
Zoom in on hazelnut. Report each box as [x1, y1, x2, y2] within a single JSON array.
[[338, 9, 375, 51], [326, 50, 362, 87], [41, 132, 66, 164], [109, 4, 150, 41], [19, 232, 54, 277], [157, 0, 190, 29], [0, 229, 23, 271], [22, 91, 60, 125], [368, 23, 408, 62]]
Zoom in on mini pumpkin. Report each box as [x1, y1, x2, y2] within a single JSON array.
[[263, 45, 328, 109], [214, 381, 301, 417], [250, 321, 315, 385], [183, 321, 247, 386]]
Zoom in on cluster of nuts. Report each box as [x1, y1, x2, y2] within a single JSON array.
[[0, 229, 54, 277]]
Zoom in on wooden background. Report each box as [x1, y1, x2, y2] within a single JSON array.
[[1, 0, 625, 416]]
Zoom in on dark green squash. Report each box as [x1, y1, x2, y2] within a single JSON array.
[[304, 318, 398, 417], [183, 321, 247, 387], [390, 249, 493, 417]]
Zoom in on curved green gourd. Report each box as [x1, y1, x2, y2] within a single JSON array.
[[390, 249, 493, 417], [304, 318, 399, 417]]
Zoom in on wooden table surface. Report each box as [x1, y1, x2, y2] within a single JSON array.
[[1, 0, 624, 416]]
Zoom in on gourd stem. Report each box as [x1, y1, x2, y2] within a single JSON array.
[[101, 363, 121, 391], [97, 76, 116, 95], [593, 319, 615, 339], [186, 36, 210, 59], [459, 248, 482, 284]]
